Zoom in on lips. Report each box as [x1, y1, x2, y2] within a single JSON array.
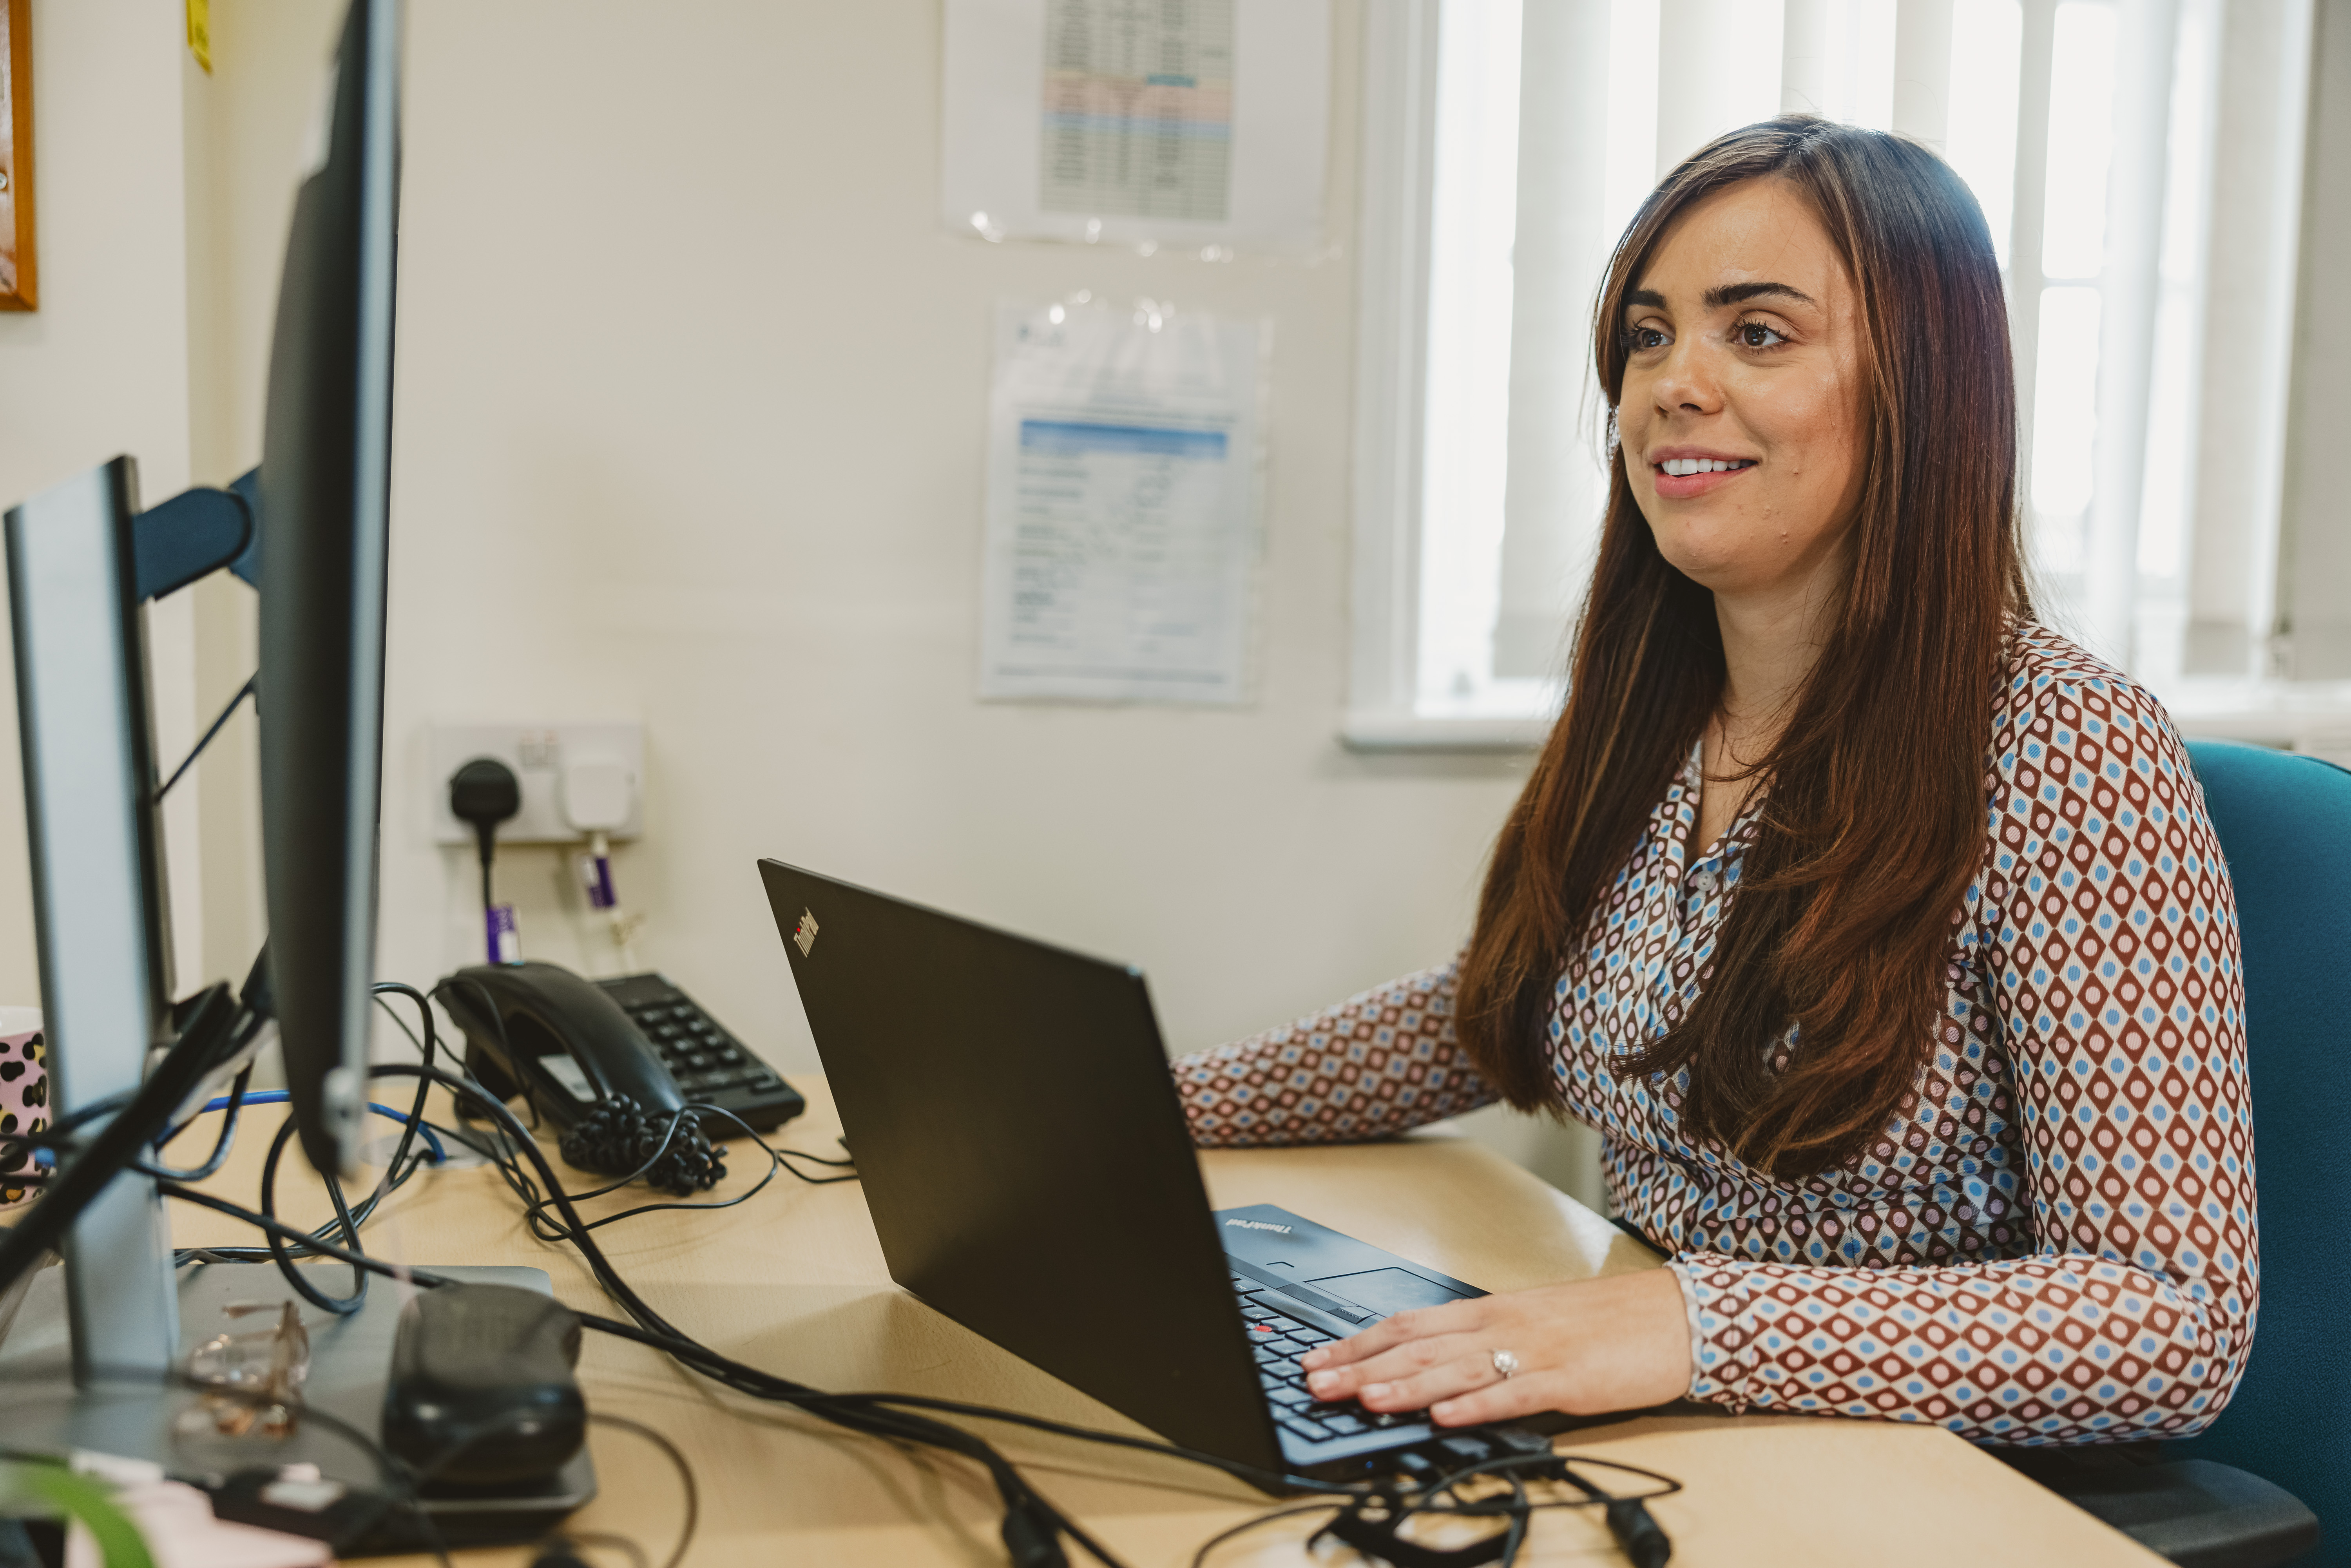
[[1647, 450, 1757, 501]]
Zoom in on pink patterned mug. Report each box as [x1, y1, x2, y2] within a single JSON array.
[[0, 1007, 47, 1208]]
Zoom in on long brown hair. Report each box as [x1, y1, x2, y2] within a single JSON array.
[[1456, 117, 2030, 1177]]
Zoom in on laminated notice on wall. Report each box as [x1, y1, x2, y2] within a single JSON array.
[[940, 0, 1330, 252], [979, 301, 1263, 704], [1040, 0, 1233, 223]]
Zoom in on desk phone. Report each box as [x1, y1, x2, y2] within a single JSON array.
[[438, 961, 806, 1135]]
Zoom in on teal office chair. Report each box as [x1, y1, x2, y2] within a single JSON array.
[[1995, 738, 2335, 1565]]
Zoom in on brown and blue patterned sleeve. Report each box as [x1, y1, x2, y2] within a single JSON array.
[[1172, 960, 1498, 1146], [1670, 661, 2259, 1442]]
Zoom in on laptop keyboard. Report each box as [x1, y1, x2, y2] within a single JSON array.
[[1233, 1272, 1423, 1444]]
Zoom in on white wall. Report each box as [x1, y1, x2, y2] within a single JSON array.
[[1, 0, 1603, 1206], [370, 0, 1528, 1050], [2280, 0, 2349, 677], [0, 0, 211, 1010]]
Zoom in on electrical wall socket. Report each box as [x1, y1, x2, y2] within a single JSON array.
[[429, 722, 644, 846]]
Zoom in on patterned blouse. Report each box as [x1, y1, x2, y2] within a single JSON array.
[[1174, 625, 2256, 1444]]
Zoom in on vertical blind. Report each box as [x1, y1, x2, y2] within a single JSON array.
[[1390, 0, 2320, 729]]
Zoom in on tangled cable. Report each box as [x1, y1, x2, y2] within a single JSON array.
[[557, 1095, 725, 1196], [125, 981, 1680, 1568]]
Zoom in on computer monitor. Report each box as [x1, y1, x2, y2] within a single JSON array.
[[0, 0, 401, 1375], [258, 0, 402, 1180]]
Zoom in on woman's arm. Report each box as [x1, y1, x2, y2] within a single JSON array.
[[1670, 675, 2258, 1441], [1172, 960, 1498, 1146]]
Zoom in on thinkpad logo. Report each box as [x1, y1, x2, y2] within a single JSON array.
[[1224, 1219, 1292, 1235], [793, 909, 819, 957]]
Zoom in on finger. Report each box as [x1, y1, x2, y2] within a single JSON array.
[[1353, 1348, 1507, 1414], [1300, 1316, 1418, 1371], [1427, 1369, 1574, 1428], [1305, 1331, 1481, 1403], [1301, 1301, 1485, 1372]]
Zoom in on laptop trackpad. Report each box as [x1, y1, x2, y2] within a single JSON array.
[[1308, 1267, 1478, 1318]]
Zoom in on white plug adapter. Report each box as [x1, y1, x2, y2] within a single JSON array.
[[559, 757, 636, 834]]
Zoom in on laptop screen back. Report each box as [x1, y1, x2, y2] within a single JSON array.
[[758, 860, 1281, 1470]]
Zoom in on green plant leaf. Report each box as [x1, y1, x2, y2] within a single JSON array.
[[8, 1468, 155, 1568]]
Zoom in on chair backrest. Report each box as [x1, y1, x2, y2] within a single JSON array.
[[2171, 739, 2351, 1549]]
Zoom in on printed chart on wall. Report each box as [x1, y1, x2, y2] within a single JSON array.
[[940, 0, 1329, 251], [980, 301, 1264, 704], [1043, 0, 1232, 223]]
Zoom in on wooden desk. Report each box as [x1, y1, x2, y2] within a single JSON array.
[[171, 1081, 2159, 1567]]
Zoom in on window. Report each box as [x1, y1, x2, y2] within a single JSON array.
[[1346, 0, 2332, 751]]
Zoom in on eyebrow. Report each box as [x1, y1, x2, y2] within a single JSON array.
[[1623, 281, 1818, 313]]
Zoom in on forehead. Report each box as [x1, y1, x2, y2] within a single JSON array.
[[1630, 179, 1847, 305]]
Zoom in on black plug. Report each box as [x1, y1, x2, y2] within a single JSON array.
[[999, 1498, 1069, 1568], [239, 946, 274, 1021], [1526, 1449, 1674, 1568], [449, 758, 522, 917], [1605, 1498, 1672, 1568]]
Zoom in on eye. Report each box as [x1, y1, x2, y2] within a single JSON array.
[[1623, 323, 1671, 353], [1734, 319, 1788, 350]]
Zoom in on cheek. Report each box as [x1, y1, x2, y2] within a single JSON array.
[[1614, 394, 1656, 480], [1616, 376, 1657, 439], [1745, 375, 1860, 498]]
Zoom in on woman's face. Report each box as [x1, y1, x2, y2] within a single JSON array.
[[1616, 178, 1866, 603]]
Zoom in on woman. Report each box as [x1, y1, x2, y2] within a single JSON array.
[[1175, 117, 2255, 1446]]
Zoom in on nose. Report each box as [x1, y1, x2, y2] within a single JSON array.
[[1650, 337, 1723, 418]]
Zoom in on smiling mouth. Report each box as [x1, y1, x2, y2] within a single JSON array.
[[1656, 457, 1757, 476]]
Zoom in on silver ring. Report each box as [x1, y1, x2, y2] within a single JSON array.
[[1490, 1349, 1520, 1381]]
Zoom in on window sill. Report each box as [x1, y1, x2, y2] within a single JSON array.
[[1339, 710, 1549, 752], [2155, 680, 2351, 755], [1341, 684, 2351, 756]]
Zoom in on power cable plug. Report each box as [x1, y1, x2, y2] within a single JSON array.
[[449, 759, 522, 963]]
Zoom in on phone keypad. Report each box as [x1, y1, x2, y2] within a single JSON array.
[[595, 974, 806, 1132]]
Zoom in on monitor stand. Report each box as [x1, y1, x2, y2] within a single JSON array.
[[2, 458, 594, 1552], [0, 1259, 595, 1555]]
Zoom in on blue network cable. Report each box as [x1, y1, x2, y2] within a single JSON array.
[[193, 1090, 447, 1164]]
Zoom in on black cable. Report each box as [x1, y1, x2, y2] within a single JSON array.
[[257, 1111, 370, 1313], [157, 672, 256, 800], [541, 1535, 648, 1568], [0, 985, 240, 1304], [691, 1100, 860, 1183], [252, 1045, 446, 1307], [0, 1090, 132, 1153], [1319, 1452, 1680, 1568], [406, 1054, 1294, 1549], [1187, 1502, 1346, 1568], [165, 1012, 1681, 1568], [134, 1065, 254, 1182], [558, 1097, 724, 1196], [169, 1120, 1685, 1568], [582, 1413, 696, 1568], [431, 974, 544, 1131], [363, 985, 441, 1207], [188, 987, 448, 1275], [449, 760, 520, 960], [50, 1368, 457, 1568], [192, 1063, 1133, 1568], [172, 1135, 440, 1267], [513, 1104, 862, 1243], [365, 992, 851, 1235]]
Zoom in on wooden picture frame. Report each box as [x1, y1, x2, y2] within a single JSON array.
[[0, 0, 32, 312]]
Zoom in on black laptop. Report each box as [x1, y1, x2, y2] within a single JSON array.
[[758, 859, 1511, 1482]]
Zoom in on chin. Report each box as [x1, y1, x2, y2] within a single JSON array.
[[1661, 558, 1741, 593], [1643, 523, 1742, 587]]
